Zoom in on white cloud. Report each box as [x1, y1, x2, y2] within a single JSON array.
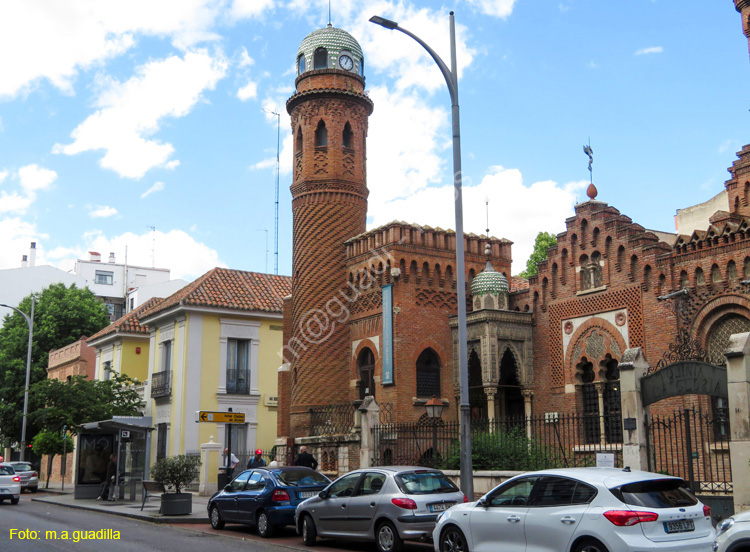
[[230, 0, 275, 20], [0, 1, 230, 99], [0, 218, 46, 269], [635, 46, 663, 55], [367, 166, 585, 274], [237, 47, 255, 68], [237, 80, 258, 101], [464, 0, 516, 18], [90, 206, 118, 218], [0, 192, 32, 214], [18, 164, 57, 194], [48, 229, 223, 280], [141, 181, 165, 198], [54, 50, 228, 179], [0, 170, 8, 184]]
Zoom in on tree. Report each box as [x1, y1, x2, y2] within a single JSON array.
[[0, 284, 111, 449], [31, 429, 74, 489], [519, 231, 558, 279], [30, 372, 144, 432]]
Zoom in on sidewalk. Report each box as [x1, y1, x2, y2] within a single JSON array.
[[28, 481, 211, 524]]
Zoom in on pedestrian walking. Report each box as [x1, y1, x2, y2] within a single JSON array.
[[294, 445, 318, 470], [246, 448, 266, 469]]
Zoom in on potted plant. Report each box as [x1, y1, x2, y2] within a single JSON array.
[[151, 454, 201, 515]]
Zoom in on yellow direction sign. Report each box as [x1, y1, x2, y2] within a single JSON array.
[[195, 411, 245, 424]]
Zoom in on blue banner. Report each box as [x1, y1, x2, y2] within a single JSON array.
[[382, 284, 393, 385]]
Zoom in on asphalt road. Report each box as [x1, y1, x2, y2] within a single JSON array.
[[0, 500, 435, 552]]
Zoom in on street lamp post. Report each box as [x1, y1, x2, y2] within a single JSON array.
[[0, 296, 35, 461], [370, 12, 473, 498]]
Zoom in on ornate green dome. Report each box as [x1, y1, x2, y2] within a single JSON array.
[[297, 24, 364, 76], [471, 261, 509, 296]]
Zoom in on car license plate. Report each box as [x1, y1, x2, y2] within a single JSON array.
[[429, 502, 454, 512], [664, 519, 695, 533], [299, 491, 317, 499]]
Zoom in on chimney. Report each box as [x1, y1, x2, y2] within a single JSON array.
[[108, 252, 116, 264], [89, 251, 101, 262], [21, 255, 28, 268], [29, 242, 36, 267]]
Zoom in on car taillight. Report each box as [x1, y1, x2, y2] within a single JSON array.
[[703, 505, 711, 518], [391, 497, 417, 509], [604, 510, 659, 526], [463, 494, 468, 503], [13, 476, 20, 482], [32, 472, 38, 477], [272, 489, 290, 502]]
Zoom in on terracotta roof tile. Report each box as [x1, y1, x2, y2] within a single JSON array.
[[87, 297, 164, 343], [139, 268, 291, 320]]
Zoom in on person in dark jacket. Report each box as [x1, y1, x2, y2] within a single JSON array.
[[247, 449, 266, 469], [97, 454, 117, 501], [294, 445, 318, 470]]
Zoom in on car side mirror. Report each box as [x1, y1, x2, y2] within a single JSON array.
[[224, 484, 232, 492], [318, 490, 327, 499], [477, 497, 488, 507]]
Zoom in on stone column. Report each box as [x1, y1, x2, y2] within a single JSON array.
[[618, 348, 649, 471], [724, 332, 750, 513], [358, 396, 381, 469], [484, 388, 497, 421], [522, 389, 534, 440], [199, 435, 223, 497], [594, 382, 606, 445]]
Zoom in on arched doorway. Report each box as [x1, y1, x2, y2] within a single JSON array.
[[468, 349, 484, 419], [497, 348, 524, 419]]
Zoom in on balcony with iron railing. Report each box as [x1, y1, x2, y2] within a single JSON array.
[[226, 369, 249, 395], [151, 370, 171, 398]]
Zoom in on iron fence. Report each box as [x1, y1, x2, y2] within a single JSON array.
[[646, 405, 731, 494], [372, 412, 624, 470], [309, 403, 356, 436]]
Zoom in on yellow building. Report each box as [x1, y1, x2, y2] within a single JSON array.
[[136, 268, 290, 466]]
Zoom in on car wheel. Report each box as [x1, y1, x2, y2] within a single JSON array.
[[302, 514, 317, 546], [438, 525, 468, 552], [573, 538, 609, 552], [257, 511, 275, 538], [376, 521, 404, 552], [210, 505, 225, 529], [11, 497, 20, 505], [31, 487, 38, 493]]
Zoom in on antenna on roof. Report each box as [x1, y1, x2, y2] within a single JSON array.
[[485, 197, 490, 235], [328, 0, 331, 25], [263, 107, 281, 275]]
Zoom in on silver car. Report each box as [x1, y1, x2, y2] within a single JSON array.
[[296, 466, 466, 552], [9, 462, 39, 493], [0, 463, 21, 504]]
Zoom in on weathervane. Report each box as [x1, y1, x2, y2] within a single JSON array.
[[583, 141, 593, 183], [485, 197, 490, 235]]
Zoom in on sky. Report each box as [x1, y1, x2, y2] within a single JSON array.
[[0, 1, 748, 283]]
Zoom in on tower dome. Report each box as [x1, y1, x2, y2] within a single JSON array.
[[471, 261, 510, 296], [297, 24, 365, 76]]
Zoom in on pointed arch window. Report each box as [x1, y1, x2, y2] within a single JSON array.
[[357, 347, 375, 400], [315, 120, 328, 147], [295, 127, 303, 155], [416, 349, 441, 398], [343, 122, 354, 148], [314, 47, 328, 69]]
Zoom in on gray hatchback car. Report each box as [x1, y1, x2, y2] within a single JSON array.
[[295, 466, 466, 552]]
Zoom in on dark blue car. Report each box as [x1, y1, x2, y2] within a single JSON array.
[[207, 466, 331, 537]]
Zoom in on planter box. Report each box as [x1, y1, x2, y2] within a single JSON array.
[[160, 492, 192, 515]]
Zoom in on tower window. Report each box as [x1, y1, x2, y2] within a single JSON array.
[[297, 54, 305, 74], [314, 47, 328, 69], [416, 348, 441, 398], [315, 120, 328, 147], [295, 127, 303, 154], [343, 122, 354, 148]]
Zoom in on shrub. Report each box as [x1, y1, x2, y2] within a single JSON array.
[[151, 454, 201, 494], [443, 427, 559, 471]]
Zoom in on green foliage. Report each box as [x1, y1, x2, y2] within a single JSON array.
[[0, 284, 110, 446], [519, 231, 558, 279], [31, 428, 75, 489], [443, 427, 560, 471], [30, 371, 144, 433], [151, 455, 202, 494]]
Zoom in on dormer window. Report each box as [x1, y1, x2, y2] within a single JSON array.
[[297, 54, 305, 75], [315, 120, 328, 146], [314, 47, 328, 69]]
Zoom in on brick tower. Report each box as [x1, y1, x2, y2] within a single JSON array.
[[285, 25, 374, 436], [738, 0, 750, 61]]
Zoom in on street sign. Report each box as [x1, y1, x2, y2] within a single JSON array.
[[195, 411, 245, 424]]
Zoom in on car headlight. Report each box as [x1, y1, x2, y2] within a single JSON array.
[[716, 517, 735, 537]]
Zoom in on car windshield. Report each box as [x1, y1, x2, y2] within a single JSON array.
[[396, 471, 458, 495], [276, 469, 329, 486], [12, 463, 33, 471], [612, 478, 698, 508]]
